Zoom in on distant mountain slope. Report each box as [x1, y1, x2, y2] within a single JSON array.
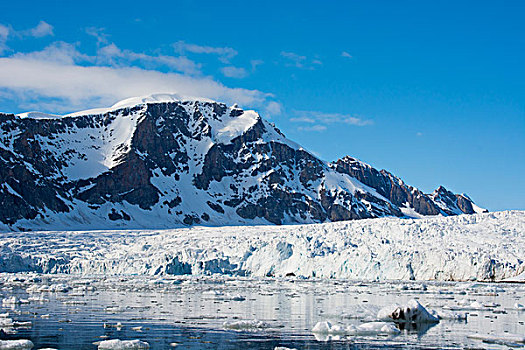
[[0, 94, 484, 231]]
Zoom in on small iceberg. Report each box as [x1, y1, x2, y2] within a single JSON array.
[[377, 299, 439, 323]]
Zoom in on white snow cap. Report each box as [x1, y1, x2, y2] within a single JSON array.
[[16, 93, 217, 119], [110, 93, 215, 110]]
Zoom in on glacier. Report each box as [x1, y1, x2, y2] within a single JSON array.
[[0, 210, 523, 281]]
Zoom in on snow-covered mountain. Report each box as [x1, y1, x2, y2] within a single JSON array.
[[0, 94, 485, 231]]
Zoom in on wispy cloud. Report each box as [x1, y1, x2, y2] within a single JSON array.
[[0, 24, 280, 115], [250, 59, 264, 71], [27, 21, 54, 38], [173, 41, 237, 63], [341, 51, 353, 59], [220, 66, 248, 79], [280, 51, 322, 69], [291, 110, 372, 132], [97, 43, 201, 75], [0, 24, 9, 54], [0, 21, 54, 53], [85, 27, 109, 45], [281, 51, 306, 67], [298, 124, 327, 132], [0, 43, 273, 113], [12, 41, 90, 65], [2, 21, 54, 40], [265, 101, 282, 116]]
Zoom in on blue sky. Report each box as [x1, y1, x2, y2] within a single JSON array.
[[0, 0, 523, 211]]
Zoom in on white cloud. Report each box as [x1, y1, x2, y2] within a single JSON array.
[[85, 27, 109, 45], [281, 51, 306, 68], [13, 41, 91, 65], [97, 43, 201, 75], [220, 66, 248, 79], [28, 21, 54, 38], [0, 55, 272, 113], [173, 41, 237, 63], [265, 101, 282, 116], [0, 21, 54, 54], [250, 59, 264, 71], [298, 124, 327, 132], [280, 51, 322, 69], [0, 24, 9, 54], [290, 110, 372, 131], [0, 24, 9, 40], [341, 51, 353, 58], [290, 116, 316, 123]]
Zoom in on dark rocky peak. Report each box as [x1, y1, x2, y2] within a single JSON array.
[[334, 156, 484, 217]]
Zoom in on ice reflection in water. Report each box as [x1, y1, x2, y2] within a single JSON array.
[[0, 274, 524, 349]]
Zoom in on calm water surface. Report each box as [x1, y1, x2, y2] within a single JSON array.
[[1, 274, 524, 349]]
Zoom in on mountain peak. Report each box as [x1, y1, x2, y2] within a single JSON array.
[[0, 98, 484, 231]]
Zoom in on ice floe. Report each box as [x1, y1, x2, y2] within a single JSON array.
[[96, 339, 149, 349], [223, 319, 272, 330], [0, 340, 34, 350]]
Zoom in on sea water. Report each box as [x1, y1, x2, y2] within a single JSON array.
[[1, 274, 524, 349]]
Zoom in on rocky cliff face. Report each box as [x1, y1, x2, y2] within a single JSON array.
[[333, 156, 486, 217], [0, 95, 484, 230]]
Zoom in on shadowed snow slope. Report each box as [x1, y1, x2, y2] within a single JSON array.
[[0, 211, 523, 281]]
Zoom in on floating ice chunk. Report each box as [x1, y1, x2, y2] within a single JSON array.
[[312, 320, 399, 336], [482, 302, 500, 308], [27, 295, 48, 303], [467, 333, 525, 345], [48, 284, 72, 293], [202, 290, 223, 297], [353, 322, 400, 335], [469, 301, 483, 309], [97, 339, 149, 349], [514, 303, 524, 310], [0, 318, 14, 327], [312, 320, 333, 333], [11, 321, 32, 328], [2, 297, 29, 306], [223, 320, 272, 330], [103, 322, 123, 330], [377, 299, 439, 323], [274, 347, 297, 350], [431, 309, 467, 321], [0, 339, 34, 350], [227, 293, 246, 301]]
